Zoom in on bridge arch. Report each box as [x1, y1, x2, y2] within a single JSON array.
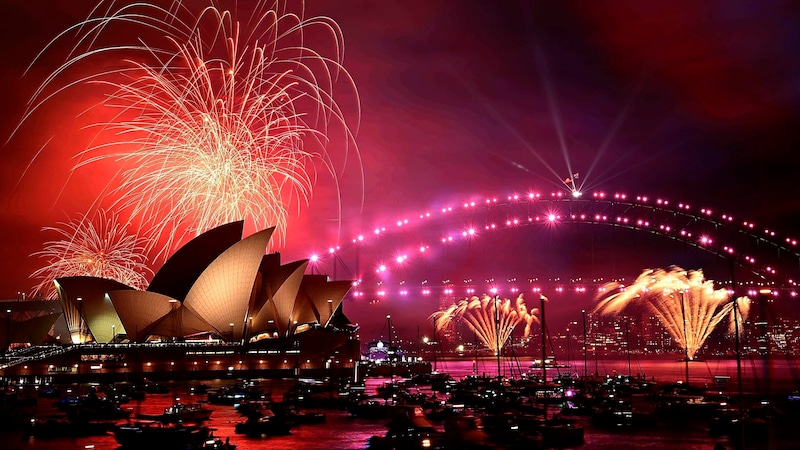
[[308, 188, 800, 301]]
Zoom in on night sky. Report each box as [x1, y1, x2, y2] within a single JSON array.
[[1, 1, 799, 339]]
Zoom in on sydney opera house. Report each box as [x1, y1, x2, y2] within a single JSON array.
[[0, 222, 361, 383]]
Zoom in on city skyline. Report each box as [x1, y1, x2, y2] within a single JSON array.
[[1, 1, 799, 341]]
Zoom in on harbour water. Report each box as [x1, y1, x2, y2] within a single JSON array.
[[2, 357, 798, 449]]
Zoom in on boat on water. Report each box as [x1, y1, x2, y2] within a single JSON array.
[[113, 420, 211, 449], [199, 434, 237, 450], [136, 401, 214, 423], [528, 358, 571, 370], [54, 389, 131, 421], [234, 409, 293, 436], [207, 383, 267, 405], [25, 413, 118, 438], [367, 409, 445, 450]]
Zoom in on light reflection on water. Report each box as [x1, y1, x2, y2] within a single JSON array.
[[4, 357, 799, 449]]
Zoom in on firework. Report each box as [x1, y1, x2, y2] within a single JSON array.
[[432, 294, 539, 355], [30, 210, 153, 298], [27, 1, 360, 256], [593, 267, 750, 360]]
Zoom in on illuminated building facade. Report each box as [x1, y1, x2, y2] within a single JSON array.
[[1, 222, 360, 383]]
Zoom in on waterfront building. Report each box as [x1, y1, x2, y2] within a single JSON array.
[[1, 221, 361, 384]]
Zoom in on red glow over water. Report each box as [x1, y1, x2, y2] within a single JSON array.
[[4, 357, 798, 449]]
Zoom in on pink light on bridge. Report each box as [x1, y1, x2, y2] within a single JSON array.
[[699, 235, 712, 245]]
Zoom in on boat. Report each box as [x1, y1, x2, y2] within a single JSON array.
[[56, 392, 131, 421], [528, 358, 571, 370], [138, 401, 213, 423], [113, 421, 211, 449], [25, 414, 117, 438], [367, 409, 445, 450], [234, 399, 273, 418], [346, 397, 397, 419], [207, 383, 266, 405], [199, 434, 237, 449], [162, 402, 214, 423], [272, 403, 326, 424], [654, 384, 723, 419], [234, 409, 293, 436]]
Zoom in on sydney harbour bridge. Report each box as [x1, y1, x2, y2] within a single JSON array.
[[310, 187, 799, 302]]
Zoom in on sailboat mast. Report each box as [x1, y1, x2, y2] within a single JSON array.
[[541, 294, 547, 383], [494, 295, 501, 378], [387, 315, 393, 386]]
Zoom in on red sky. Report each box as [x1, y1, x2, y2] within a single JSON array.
[[2, 1, 800, 336]]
